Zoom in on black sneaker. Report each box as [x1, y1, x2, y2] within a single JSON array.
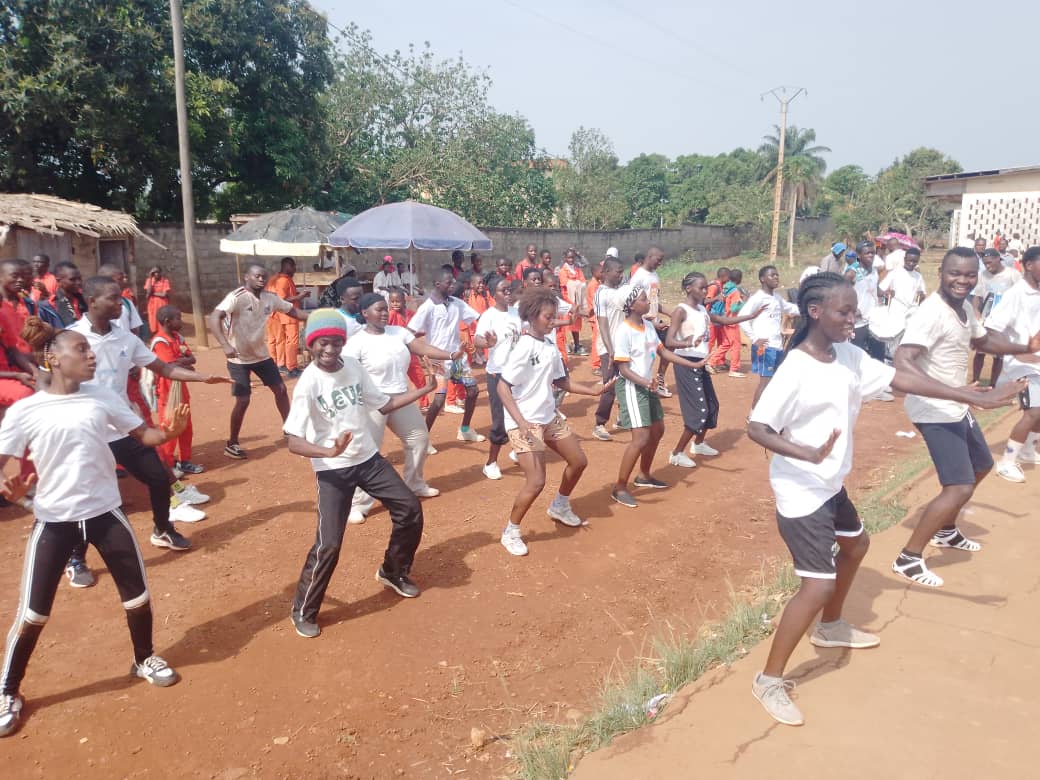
[[131, 655, 180, 687], [286, 368, 302, 379], [291, 612, 320, 638], [175, 460, 204, 475], [611, 489, 639, 508], [0, 693, 24, 738], [150, 529, 192, 551], [224, 442, 247, 459], [65, 561, 96, 588], [634, 475, 669, 490], [376, 568, 421, 598]]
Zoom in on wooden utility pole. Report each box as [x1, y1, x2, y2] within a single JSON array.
[[170, 0, 208, 346], [763, 87, 805, 262]]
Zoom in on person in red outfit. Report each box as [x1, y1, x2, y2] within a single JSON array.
[[30, 255, 58, 303], [143, 266, 171, 334], [150, 305, 201, 475]]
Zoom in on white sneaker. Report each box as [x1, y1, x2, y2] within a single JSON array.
[[668, 452, 697, 468], [348, 509, 367, 524], [1018, 448, 1040, 465], [426, 443, 438, 455], [508, 450, 519, 463], [592, 424, 612, 441], [414, 485, 440, 498], [483, 462, 503, 480], [996, 461, 1026, 483], [175, 485, 210, 505], [172, 465, 185, 479], [501, 527, 528, 556], [693, 442, 719, 456], [457, 428, 486, 443], [170, 503, 206, 523], [547, 503, 583, 527], [443, 404, 464, 415]]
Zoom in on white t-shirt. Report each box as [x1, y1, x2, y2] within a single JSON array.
[[799, 266, 820, 284], [613, 321, 660, 379], [373, 270, 401, 292], [750, 343, 895, 517], [984, 279, 1040, 381], [854, 272, 878, 328], [0, 385, 142, 523], [118, 297, 143, 333], [900, 294, 986, 423], [673, 302, 710, 359], [973, 266, 1021, 300], [215, 288, 293, 365], [283, 358, 391, 472], [593, 284, 629, 356], [336, 310, 365, 339], [884, 248, 906, 272], [70, 318, 156, 442], [409, 297, 479, 352], [630, 267, 662, 318], [342, 326, 415, 394], [475, 305, 522, 375], [549, 296, 571, 342], [499, 334, 566, 429], [879, 266, 926, 309], [740, 290, 799, 348]]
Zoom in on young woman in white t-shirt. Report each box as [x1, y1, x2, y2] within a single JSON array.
[[495, 287, 614, 557], [0, 319, 190, 738], [474, 275, 521, 480], [342, 294, 459, 523], [611, 288, 706, 508], [746, 272, 1020, 728], [284, 310, 436, 638]]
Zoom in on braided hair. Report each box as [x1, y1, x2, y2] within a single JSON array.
[[786, 272, 850, 355], [681, 271, 706, 292]]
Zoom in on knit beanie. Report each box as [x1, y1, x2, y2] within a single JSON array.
[[304, 308, 348, 346]]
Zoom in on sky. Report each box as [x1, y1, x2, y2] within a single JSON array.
[[312, 0, 1038, 176]]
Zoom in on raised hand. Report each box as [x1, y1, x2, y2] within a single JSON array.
[[165, 404, 191, 438], [0, 473, 36, 503], [325, 431, 353, 457], [808, 428, 842, 464]]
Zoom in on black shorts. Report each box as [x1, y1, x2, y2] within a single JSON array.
[[915, 412, 994, 486], [776, 488, 863, 580], [228, 358, 284, 397]]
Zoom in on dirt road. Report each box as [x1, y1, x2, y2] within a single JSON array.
[[573, 413, 1038, 780]]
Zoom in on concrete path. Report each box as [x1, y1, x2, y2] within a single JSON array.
[[573, 416, 1039, 780]]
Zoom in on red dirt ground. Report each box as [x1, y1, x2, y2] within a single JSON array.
[[0, 333, 923, 778]]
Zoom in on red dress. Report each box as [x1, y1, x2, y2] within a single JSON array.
[[144, 276, 171, 334]]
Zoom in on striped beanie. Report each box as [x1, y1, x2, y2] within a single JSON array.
[[304, 308, 348, 346]]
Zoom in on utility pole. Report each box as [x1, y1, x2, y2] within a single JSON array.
[[169, 0, 208, 346], [762, 86, 806, 262]]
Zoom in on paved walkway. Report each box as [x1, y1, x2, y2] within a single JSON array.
[[574, 416, 1038, 780]]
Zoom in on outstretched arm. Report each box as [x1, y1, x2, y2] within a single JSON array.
[[894, 345, 1023, 407], [147, 357, 232, 385]]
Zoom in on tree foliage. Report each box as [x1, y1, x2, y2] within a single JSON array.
[[553, 127, 626, 229], [0, 0, 334, 220]]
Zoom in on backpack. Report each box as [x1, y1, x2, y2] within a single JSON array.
[[24, 297, 65, 330], [706, 281, 726, 316]]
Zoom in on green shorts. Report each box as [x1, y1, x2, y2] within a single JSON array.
[[616, 377, 665, 429]]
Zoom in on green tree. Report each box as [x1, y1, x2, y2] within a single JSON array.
[[0, 0, 334, 220], [554, 127, 627, 229], [668, 149, 765, 224], [621, 153, 670, 228]]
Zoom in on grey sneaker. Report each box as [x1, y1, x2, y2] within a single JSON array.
[[547, 503, 583, 527], [65, 561, 96, 589], [809, 619, 880, 649], [376, 568, 421, 598], [752, 673, 804, 726], [291, 613, 320, 638], [591, 424, 612, 441], [150, 529, 192, 551], [0, 693, 24, 738], [131, 655, 180, 687]]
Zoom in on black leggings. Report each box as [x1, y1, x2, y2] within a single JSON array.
[[71, 437, 173, 564], [485, 373, 509, 446], [293, 454, 424, 622], [1, 511, 154, 696]]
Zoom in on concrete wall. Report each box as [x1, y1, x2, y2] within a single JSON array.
[[136, 222, 755, 314]]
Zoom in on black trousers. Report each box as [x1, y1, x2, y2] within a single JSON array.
[[485, 373, 509, 446], [594, 353, 620, 426], [1, 511, 154, 695], [293, 454, 424, 622], [853, 326, 886, 362], [71, 437, 173, 564]]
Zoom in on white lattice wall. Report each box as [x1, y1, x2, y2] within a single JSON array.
[[959, 192, 1040, 248]]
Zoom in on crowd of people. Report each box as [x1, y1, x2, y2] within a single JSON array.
[[1, 232, 1039, 737]]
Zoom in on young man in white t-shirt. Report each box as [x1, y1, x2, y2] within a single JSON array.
[[985, 246, 1040, 482], [629, 246, 674, 396], [971, 248, 1022, 384], [882, 237, 906, 274], [740, 265, 799, 407], [284, 310, 436, 638], [473, 275, 521, 480], [878, 246, 926, 326], [592, 258, 627, 441], [207, 263, 309, 460], [409, 268, 482, 443], [850, 242, 886, 363], [893, 248, 1038, 588]]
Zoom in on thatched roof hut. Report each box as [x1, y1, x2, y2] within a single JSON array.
[[0, 193, 163, 289]]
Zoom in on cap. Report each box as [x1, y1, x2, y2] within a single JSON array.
[[844, 251, 858, 261], [606, 247, 619, 258], [832, 242, 847, 255], [982, 248, 1001, 258], [304, 308, 348, 346]]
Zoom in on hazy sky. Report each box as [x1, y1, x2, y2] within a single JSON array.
[[312, 0, 1037, 176]]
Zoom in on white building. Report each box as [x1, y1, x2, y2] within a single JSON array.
[[924, 165, 1040, 249]]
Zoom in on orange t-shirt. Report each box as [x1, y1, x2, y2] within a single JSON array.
[[266, 273, 298, 323]]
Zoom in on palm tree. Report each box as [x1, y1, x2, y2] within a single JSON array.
[[759, 127, 830, 265]]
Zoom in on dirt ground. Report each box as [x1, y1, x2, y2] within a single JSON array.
[[572, 411, 1036, 780], [0, 330, 924, 778]]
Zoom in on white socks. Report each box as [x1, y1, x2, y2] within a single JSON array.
[[550, 493, 570, 510], [1002, 439, 1024, 465]]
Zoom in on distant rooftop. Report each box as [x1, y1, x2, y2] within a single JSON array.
[[924, 165, 1040, 183]]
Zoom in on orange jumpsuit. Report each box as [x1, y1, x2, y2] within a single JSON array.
[[265, 273, 301, 371]]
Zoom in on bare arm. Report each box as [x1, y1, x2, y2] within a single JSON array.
[[657, 344, 706, 369], [972, 328, 1040, 356], [894, 345, 1023, 407], [286, 431, 353, 459], [146, 357, 232, 385], [557, 375, 616, 396], [747, 421, 840, 464], [409, 337, 458, 361], [664, 305, 689, 350], [207, 309, 237, 359], [617, 362, 652, 389], [128, 404, 190, 448], [497, 375, 534, 440], [289, 307, 309, 322], [377, 368, 436, 415]]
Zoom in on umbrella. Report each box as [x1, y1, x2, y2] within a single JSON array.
[[327, 200, 492, 295], [876, 231, 920, 250], [220, 207, 348, 256]]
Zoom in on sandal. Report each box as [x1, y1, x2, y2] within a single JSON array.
[[929, 528, 981, 552], [892, 553, 944, 588]]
